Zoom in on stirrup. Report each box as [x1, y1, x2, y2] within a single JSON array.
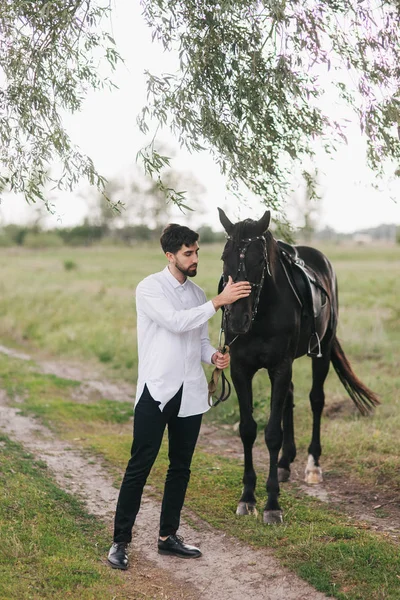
[[307, 332, 322, 358]]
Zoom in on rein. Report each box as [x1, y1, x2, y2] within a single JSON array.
[[207, 344, 231, 407], [208, 321, 237, 407]]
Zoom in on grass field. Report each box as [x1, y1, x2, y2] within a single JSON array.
[[0, 242, 399, 489], [0, 241, 399, 598]]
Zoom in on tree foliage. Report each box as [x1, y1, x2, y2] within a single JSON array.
[[79, 141, 205, 230], [0, 0, 120, 205], [139, 0, 400, 211]]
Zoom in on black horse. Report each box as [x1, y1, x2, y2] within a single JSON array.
[[217, 208, 379, 524]]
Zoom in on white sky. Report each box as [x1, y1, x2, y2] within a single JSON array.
[[1, 0, 399, 233]]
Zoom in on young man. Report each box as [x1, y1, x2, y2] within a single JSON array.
[[108, 223, 251, 569]]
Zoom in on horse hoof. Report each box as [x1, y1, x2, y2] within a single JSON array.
[[305, 469, 323, 484], [278, 468, 290, 483], [236, 502, 258, 517], [263, 510, 283, 525], [305, 454, 323, 484]]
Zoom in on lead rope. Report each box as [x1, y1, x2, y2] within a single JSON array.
[[207, 342, 231, 407], [208, 315, 239, 407]]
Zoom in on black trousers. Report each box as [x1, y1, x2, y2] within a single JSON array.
[[113, 384, 202, 542]]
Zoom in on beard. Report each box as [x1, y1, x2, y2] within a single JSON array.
[[175, 260, 197, 278]]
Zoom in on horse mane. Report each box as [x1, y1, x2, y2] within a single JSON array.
[[265, 230, 278, 272]]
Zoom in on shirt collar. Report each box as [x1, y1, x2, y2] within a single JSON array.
[[163, 265, 188, 289]]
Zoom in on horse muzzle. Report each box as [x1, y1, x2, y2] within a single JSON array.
[[225, 307, 252, 335]]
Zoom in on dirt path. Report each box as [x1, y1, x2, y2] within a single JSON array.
[[0, 344, 135, 403], [0, 390, 331, 600]]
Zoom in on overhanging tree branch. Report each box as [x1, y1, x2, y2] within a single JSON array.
[[0, 0, 121, 205], [139, 0, 400, 212]]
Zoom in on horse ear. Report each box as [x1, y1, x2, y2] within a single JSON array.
[[218, 207, 233, 234], [259, 210, 271, 233]]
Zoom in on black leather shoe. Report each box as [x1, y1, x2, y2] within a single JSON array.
[[158, 534, 201, 558], [107, 542, 129, 570]]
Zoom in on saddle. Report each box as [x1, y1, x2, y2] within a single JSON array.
[[277, 240, 329, 358]]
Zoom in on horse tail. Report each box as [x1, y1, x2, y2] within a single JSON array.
[[330, 335, 380, 415]]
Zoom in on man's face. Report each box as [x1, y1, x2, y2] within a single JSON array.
[[168, 243, 199, 278]]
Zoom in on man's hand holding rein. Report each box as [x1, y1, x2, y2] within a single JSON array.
[[211, 350, 230, 370]]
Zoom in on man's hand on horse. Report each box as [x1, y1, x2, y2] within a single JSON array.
[[212, 276, 251, 309], [212, 351, 230, 370]]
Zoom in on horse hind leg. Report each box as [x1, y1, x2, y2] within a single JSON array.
[[305, 352, 331, 485], [278, 381, 296, 483]]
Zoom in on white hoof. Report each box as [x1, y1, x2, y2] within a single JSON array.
[[304, 454, 323, 484]]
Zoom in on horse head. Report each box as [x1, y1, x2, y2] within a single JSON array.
[[218, 207, 271, 335]]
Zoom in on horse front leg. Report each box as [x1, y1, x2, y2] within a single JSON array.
[[305, 352, 331, 484], [264, 362, 292, 524], [231, 367, 258, 517]]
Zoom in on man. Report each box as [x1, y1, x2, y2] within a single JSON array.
[[108, 223, 251, 569]]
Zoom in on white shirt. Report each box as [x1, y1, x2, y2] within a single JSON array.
[[135, 266, 217, 417]]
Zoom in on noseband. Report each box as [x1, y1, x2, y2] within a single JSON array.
[[224, 234, 271, 323]]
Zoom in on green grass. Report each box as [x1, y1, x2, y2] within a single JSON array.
[[0, 435, 131, 600], [1, 352, 400, 600], [184, 456, 400, 600]]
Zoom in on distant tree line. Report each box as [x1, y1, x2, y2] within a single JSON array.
[[314, 224, 399, 244], [0, 222, 226, 248], [0, 155, 228, 248]]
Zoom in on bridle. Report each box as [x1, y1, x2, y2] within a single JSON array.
[[208, 233, 271, 408], [223, 234, 271, 324]]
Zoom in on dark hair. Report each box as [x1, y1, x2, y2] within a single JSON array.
[[160, 223, 199, 254]]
